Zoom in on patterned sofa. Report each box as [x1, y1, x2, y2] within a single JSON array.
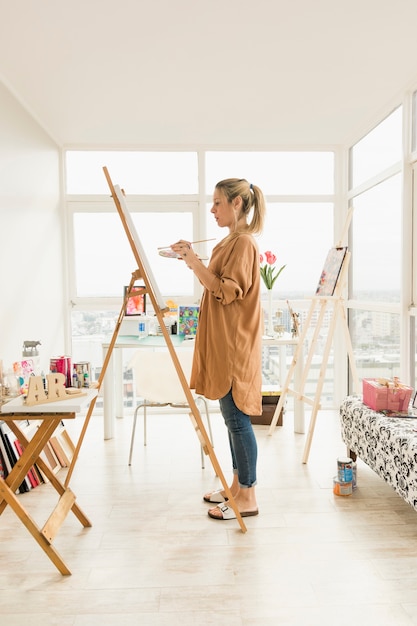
[[340, 395, 417, 511]]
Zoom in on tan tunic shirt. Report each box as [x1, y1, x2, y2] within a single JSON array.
[[190, 232, 262, 416]]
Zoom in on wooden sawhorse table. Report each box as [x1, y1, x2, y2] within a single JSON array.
[[0, 391, 97, 575]]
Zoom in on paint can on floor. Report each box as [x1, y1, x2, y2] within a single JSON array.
[[337, 456, 353, 483], [333, 476, 353, 496]]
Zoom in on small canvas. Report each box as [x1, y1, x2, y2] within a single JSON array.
[[124, 285, 146, 316], [315, 247, 347, 296], [178, 305, 199, 337], [13, 359, 35, 395]]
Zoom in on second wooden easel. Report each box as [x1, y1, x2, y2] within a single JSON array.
[[65, 167, 248, 533], [267, 209, 360, 463]]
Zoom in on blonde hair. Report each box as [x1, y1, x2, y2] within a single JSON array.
[[215, 178, 266, 235]]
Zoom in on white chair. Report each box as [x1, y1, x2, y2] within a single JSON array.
[[128, 348, 213, 467]]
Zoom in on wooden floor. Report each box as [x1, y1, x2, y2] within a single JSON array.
[[2, 405, 417, 625]]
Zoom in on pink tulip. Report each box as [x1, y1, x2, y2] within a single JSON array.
[[264, 251, 277, 265]]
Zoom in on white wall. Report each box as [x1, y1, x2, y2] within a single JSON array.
[[0, 82, 66, 374]]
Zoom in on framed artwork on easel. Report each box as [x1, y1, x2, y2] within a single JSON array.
[[315, 247, 348, 296], [124, 285, 146, 316]]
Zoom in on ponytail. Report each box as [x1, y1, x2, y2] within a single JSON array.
[[215, 178, 266, 235]]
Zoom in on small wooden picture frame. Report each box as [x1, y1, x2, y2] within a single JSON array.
[[124, 285, 146, 316]]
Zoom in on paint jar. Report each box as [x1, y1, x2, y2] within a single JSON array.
[[337, 457, 353, 483], [73, 362, 91, 388], [333, 476, 353, 496]]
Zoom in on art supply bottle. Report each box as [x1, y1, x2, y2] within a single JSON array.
[[138, 321, 146, 339], [148, 315, 158, 336], [83, 371, 90, 388], [72, 365, 79, 388], [138, 314, 150, 339], [3, 369, 19, 397]]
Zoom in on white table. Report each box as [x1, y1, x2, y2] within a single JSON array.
[[1, 389, 98, 414], [102, 333, 304, 439]]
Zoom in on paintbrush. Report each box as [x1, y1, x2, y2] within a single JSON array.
[[157, 238, 216, 250]]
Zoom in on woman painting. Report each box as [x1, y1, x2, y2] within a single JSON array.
[[171, 178, 266, 520]]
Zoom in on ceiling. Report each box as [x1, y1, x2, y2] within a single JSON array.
[[2, 0, 417, 148]]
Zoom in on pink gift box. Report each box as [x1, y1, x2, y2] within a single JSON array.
[[362, 378, 413, 412]]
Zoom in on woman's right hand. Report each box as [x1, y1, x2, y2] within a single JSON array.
[[170, 240, 198, 267]]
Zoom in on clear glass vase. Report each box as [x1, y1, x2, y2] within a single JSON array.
[[266, 289, 274, 336]]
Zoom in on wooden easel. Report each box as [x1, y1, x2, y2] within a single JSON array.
[[65, 167, 247, 533], [267, 209, 359, 463]]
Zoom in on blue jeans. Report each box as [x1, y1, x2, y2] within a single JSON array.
[[219, 389, 257, 488]]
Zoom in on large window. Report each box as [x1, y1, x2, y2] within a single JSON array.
[[206, 151, 334, 195], [206, 201, 334, 298], [350, 107, 402, 188], [66, 151, 198, 194], [348, 107, 403, 390], [66, 149, 336, 404], [351, 174, 402, 302], [204, 151, 335, 300], [350, 310, 401, 380], [68, 150, 336, 304], [71, 208, 194, 298]]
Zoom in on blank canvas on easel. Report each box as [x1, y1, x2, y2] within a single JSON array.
[[113, 184, 166, 312]]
